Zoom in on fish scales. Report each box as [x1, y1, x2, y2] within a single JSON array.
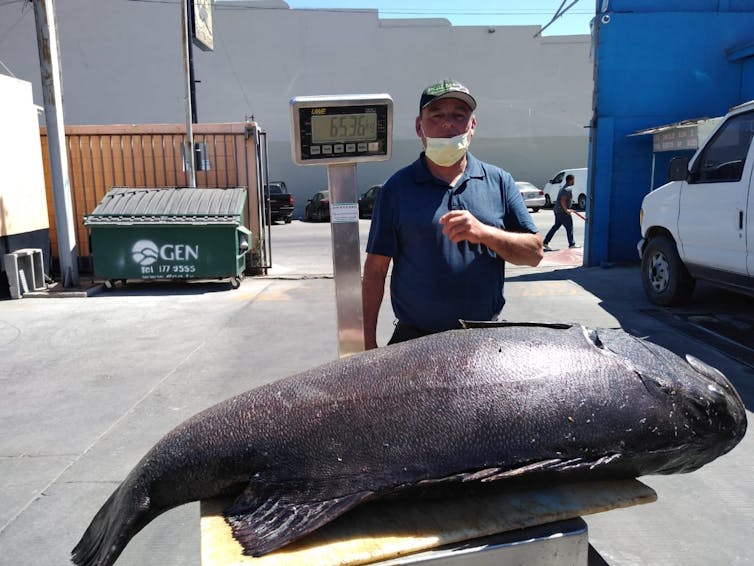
[[72, 324, 747, 566]]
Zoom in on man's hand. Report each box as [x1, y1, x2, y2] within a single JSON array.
[[439, 210, 490, 244], [439, 210, 543, 267]]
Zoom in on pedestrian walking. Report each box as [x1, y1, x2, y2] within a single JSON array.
[[543, 174, 579, 251]]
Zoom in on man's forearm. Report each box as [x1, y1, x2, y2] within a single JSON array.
[[483, 227, 544, 267], [362, 277, 383, 349], [362, 254, 390, 349]]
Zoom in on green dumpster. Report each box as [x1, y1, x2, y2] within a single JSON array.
[[84, 187, 251, 288]]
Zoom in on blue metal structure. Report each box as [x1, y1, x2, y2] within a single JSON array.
[[587, 0, 754, 265]]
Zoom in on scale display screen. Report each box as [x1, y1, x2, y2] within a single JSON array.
[[290, 94, 393, 165], [310, 113, 378, 144]]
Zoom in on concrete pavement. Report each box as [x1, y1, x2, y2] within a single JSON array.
[[0, 227, 751, 565]]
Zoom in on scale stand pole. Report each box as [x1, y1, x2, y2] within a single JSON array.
[[327, 163, 365, 357]]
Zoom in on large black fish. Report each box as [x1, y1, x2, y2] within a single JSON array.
[[72, 324, 746, 566]]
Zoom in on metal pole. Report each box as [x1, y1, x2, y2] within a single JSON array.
[[32, 0, 79, 287], [326, 163, 365, 357], [181, 0, 196, 187], [186, 0, 198, 123]]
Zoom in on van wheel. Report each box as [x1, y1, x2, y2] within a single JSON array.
[[544, 195, 552, 207], [577, 194, 586, 210], [641, 236, 695, 306]]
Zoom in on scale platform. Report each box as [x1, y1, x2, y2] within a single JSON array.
[[200, 479, 655, 565]]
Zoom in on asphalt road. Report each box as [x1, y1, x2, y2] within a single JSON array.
[[266, 206, 585, 277]]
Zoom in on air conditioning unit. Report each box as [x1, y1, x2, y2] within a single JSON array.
[[3, 248, 46, 299]]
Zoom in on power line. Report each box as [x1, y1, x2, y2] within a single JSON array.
[[0, 0, 31, 48], [216, 32, 254, 115]]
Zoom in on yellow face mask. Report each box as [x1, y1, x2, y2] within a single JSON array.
[[423, 130, 471, 167]]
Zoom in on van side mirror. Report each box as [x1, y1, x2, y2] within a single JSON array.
[[668, 156, 689, 182]]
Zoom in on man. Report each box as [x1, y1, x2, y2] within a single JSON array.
[[543, 174, 578, 251], [362, 79, 543, 349]]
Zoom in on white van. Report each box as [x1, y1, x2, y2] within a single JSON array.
[[542, 167, 588, 209], [637, 99, 754, 306]]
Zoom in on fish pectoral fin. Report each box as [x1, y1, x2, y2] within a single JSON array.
[[224, 486, 374, 557], [479, 455, 625, 480], [475, 459, 566, 480], [414, 460, 572, 486]]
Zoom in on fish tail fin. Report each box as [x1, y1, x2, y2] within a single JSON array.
[[71, 481, 152, 566]]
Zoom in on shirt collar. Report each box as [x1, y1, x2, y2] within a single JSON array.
[[412, 152, 485, 185]]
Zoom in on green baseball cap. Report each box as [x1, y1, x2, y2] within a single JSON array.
[[419, 79, 477, 112]]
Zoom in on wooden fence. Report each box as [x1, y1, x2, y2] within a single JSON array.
[[40, 122, 268, 270]]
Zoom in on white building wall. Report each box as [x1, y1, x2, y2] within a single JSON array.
[[0, 75, 49, 237], [0, 0, 593, 216]]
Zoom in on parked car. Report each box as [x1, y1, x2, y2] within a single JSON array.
[[638, 99, 754, 306], [305, 190, 330, 222], [542, 167, 588, 210], [264, 181, 294, 223], [358, 184, 381, 218], [515, 181, 545, 212]]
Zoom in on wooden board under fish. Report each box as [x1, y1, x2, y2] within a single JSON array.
[[200, 479, 656, 565]]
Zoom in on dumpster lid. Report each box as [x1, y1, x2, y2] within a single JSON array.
[[84, 187, 247, 225]]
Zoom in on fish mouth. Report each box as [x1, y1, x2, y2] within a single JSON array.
[[685, 355, 744, 403], [682, 355, 747, 448]]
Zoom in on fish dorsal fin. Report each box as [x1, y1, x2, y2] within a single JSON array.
[[459, 320, 573, 330], [225, 483, 374, 557]]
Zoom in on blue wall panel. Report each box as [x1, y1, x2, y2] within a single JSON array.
[[610, 0, 754, 14], [586, 116, 613, 264], [587, 2, 754, 264], [737, 52, 754, 100]]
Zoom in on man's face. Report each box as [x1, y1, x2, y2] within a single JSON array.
[[416, 98, 475, 143]]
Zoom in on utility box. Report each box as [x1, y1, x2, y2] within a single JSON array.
[[84, 187, 250, 288], [4, 248, 47, 299]]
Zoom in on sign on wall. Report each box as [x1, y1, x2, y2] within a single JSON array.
[[652, 126, 699, 152], [192, 0, 214, 51]]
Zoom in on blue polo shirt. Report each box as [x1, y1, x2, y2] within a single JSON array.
[[366, 152, 537, 332]]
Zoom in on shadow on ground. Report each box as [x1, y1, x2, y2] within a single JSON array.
[[91, 279, 238, 297]]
